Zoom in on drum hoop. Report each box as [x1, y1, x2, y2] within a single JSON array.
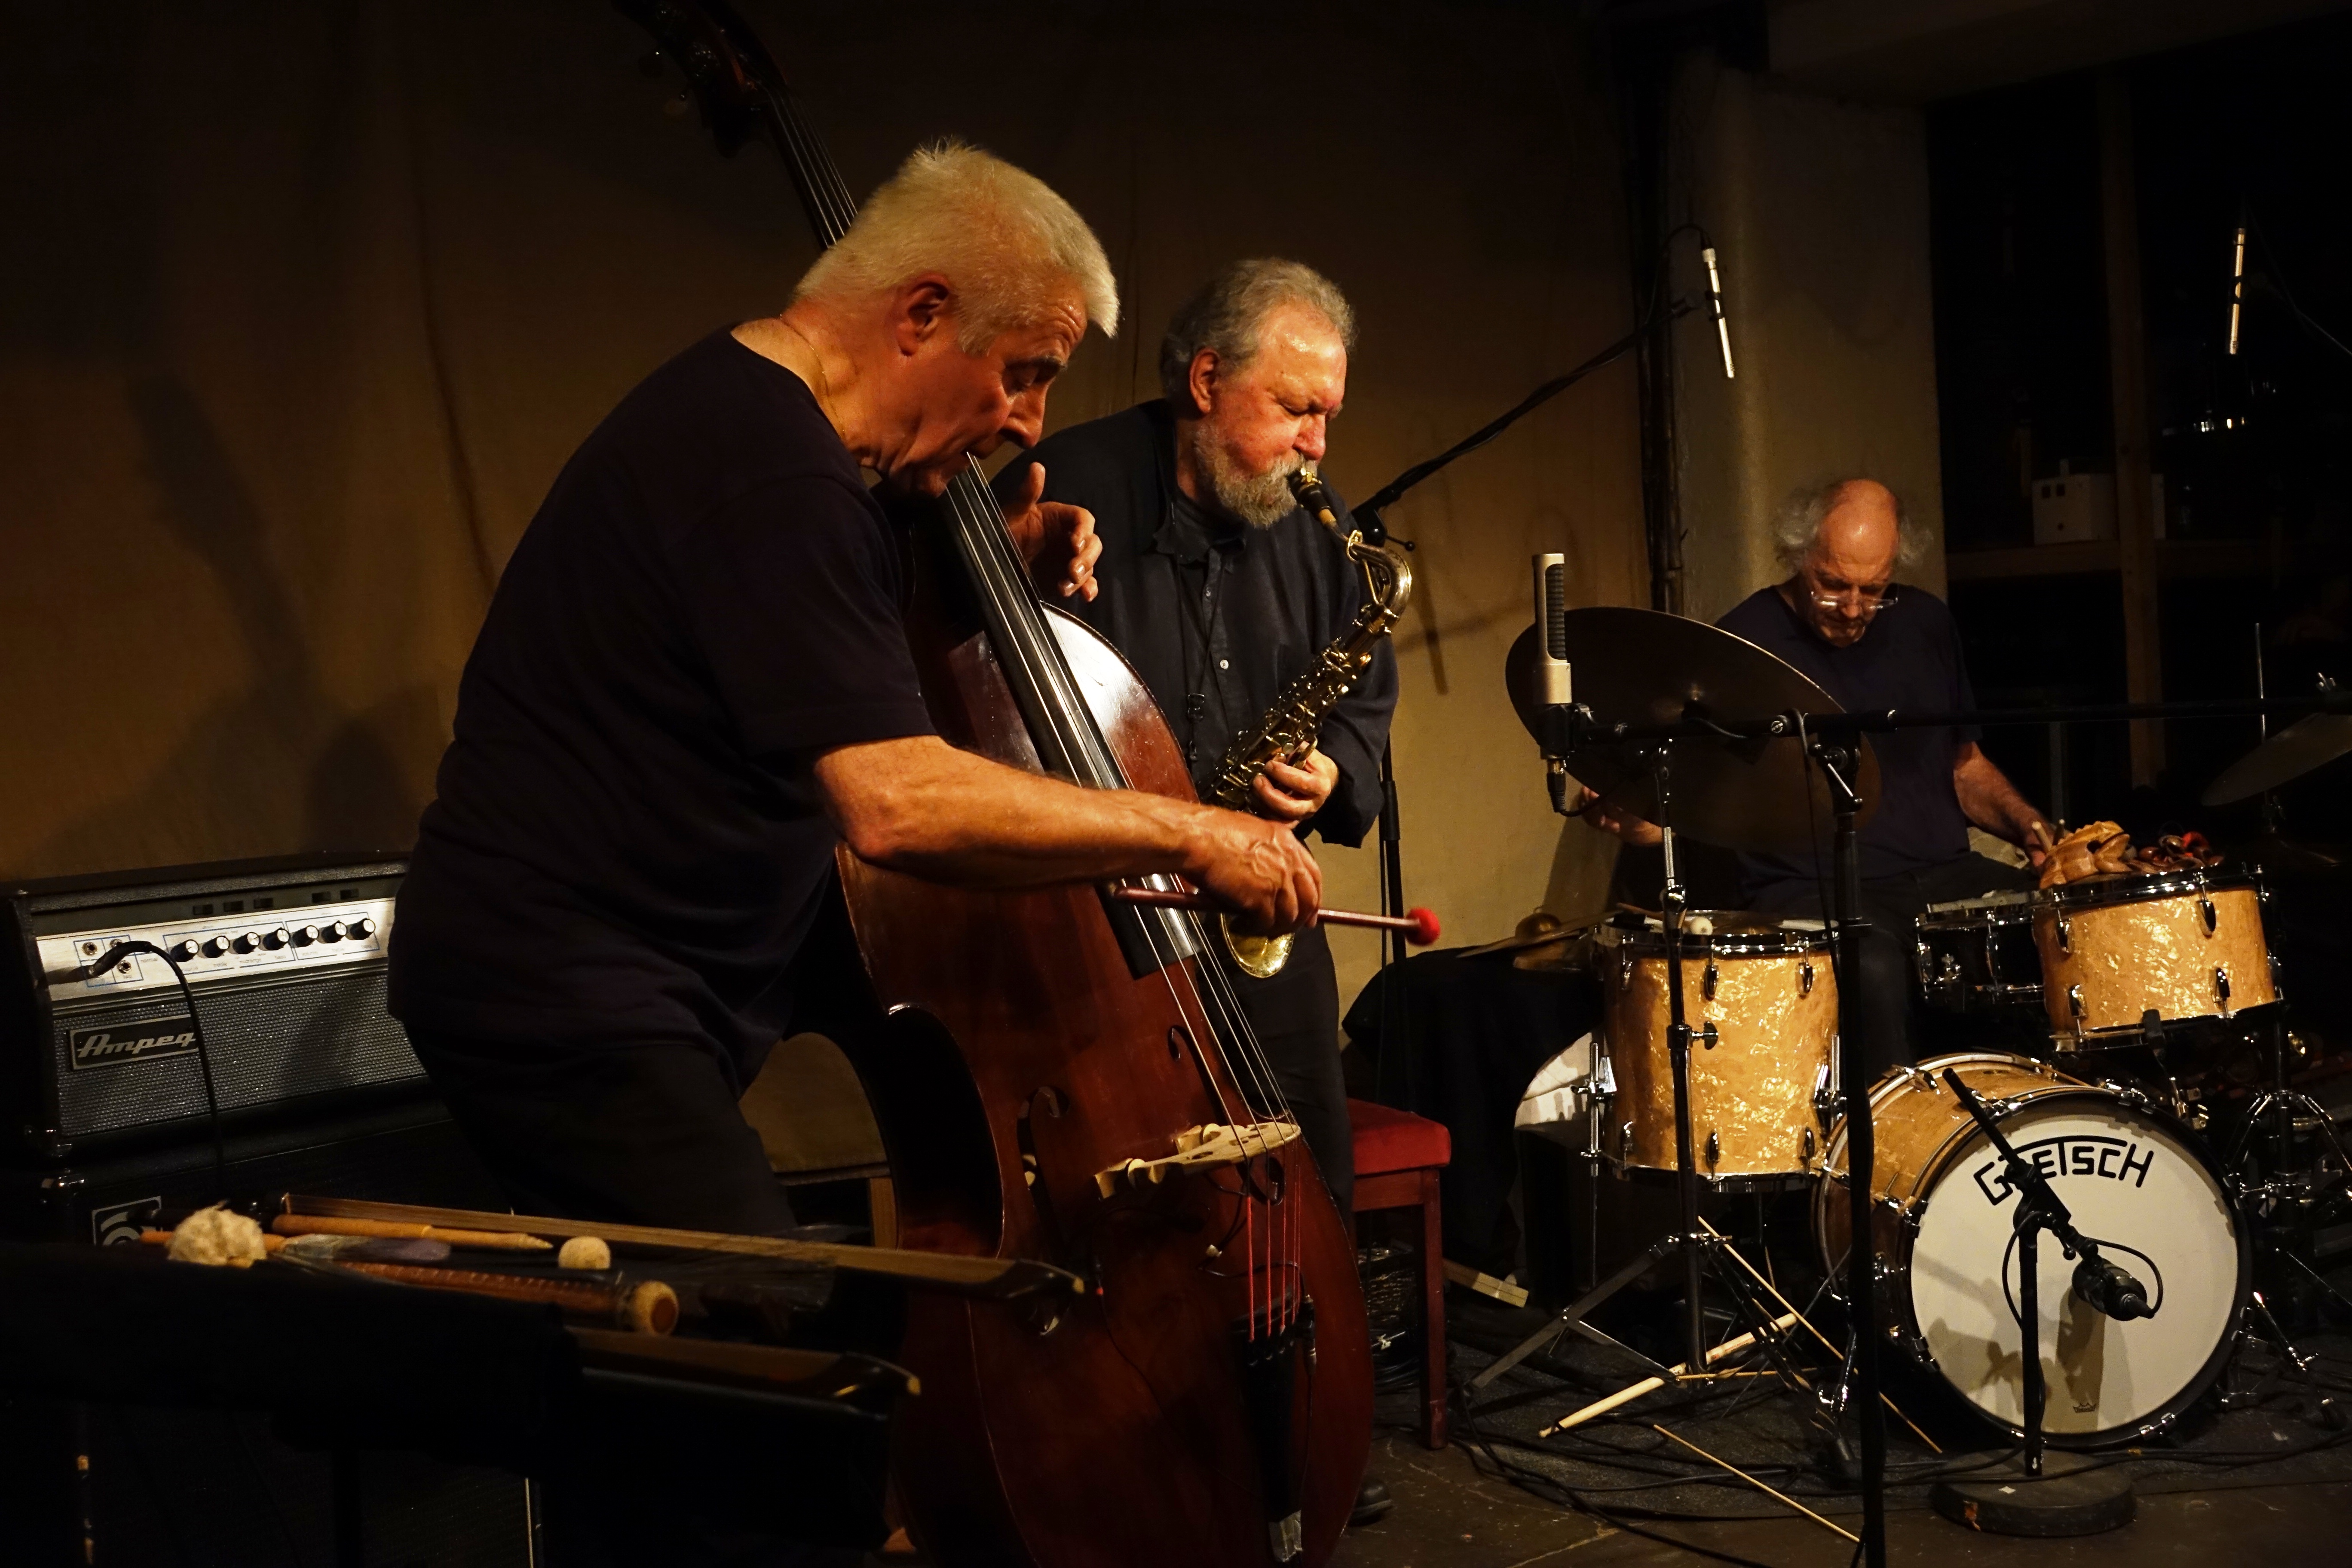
[[1864, 1078, 2251, 1447], [1611, 926, 1831, 959], [2032, 867, 2259, 913]]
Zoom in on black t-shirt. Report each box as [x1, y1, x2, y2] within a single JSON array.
[[389, 330, 934, 1078], [1717, 584, 1978, 892]]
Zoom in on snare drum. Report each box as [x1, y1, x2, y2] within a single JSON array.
[[1816, 1052, 2246, 1444], [2034, 869, 2278, 1047], [1913, 891, 2040, 1013], [1594, 917, 1837, 1186]]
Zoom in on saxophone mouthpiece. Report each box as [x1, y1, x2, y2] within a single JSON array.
[[1288, 463, 1341, 531]]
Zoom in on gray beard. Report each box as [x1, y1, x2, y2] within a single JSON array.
[[1191, 433, 1302, 529]]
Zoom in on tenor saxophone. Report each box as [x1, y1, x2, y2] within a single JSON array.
[[1212, 463, 1415, 979]]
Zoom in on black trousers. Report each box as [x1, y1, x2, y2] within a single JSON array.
[[1749, 854, 2037, 1084], [407, 1030, 796, 1235], [407, 1030, 847, 1568], [1214, 919, 1354, 1215]]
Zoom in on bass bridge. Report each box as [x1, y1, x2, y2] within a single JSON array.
[[1093, 1120, 1303, 1197]]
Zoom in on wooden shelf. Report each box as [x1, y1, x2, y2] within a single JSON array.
[[1945, 538, 2275, 584]]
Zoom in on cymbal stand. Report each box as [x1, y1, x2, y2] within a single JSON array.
[[1801, 725, 1889, 1568], [1469, 745, 1780, 1393]]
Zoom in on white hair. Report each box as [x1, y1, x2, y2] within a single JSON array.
[[792, 140, 1118, 350], [1771, 478, 1929, 572], [1159, 258, 1356, 407]]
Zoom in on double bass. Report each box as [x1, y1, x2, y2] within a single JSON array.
[[618, 4, 1375, 1562]]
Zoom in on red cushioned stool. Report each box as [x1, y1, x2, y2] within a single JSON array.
[[1347, 1097, 1452, 1448]]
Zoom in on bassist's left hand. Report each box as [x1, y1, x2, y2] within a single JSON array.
[[1002, 462, 1102, 602], [1253, 749, 1338, 824]]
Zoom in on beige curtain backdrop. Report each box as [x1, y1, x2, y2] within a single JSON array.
[[2, 1, 1647, 1019]]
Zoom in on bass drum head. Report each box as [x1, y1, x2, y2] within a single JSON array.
[[1905, 1092, 2245, 1443]]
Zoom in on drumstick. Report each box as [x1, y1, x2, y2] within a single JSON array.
[[1538, 1312, 1797, 1437], [334, 1260, 678, 1334], [272, 1215, 552, 1252], [1651, 1424, 1859, 1544], [1697, 1218, 1941, 1453], [1109, 885, 1441, 944]]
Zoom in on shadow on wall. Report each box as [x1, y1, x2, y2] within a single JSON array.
[[26, 374, 431, 876]]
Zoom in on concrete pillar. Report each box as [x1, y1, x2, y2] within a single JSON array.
[[1669, 55, 1947, 625]]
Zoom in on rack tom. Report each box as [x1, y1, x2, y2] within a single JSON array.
[[2034, 869, 2277, 1047], [1594, 916, 1837, 1187], [1913, 891, 2040, 1013]]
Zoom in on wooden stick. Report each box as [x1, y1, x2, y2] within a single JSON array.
[[281, 1196, 1081, 1299], [1650, 1424, 1859, 1544], [334, 1260, 677, 1334], [271, 1215, 551, 1251], [1697, 1218, 1942, 1454], [568, 1327, 919, 1399], [1537, 1312, 1797, 1437]]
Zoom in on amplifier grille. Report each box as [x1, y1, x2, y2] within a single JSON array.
[[48, 967, 423, 1145]]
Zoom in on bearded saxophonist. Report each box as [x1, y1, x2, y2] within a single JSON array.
[[992, 260, 1398, 1225]]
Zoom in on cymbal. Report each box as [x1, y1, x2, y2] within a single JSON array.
[[1505, 606, 1878, 854], [2201, 711, 2352, 805]]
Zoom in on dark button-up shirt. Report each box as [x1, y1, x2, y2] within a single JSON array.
[[992, 400, 1398, 846]]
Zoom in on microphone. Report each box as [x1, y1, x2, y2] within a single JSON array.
[[1532, 553, 1574, 813], [2227, 219, 2248, 356], [2072, 1254, 2154, 1321], [1532, 553, 1571, 707], [1702, 244, 1736, 380]]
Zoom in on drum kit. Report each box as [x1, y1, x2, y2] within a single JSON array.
[[1482, 582, 2352, 1552]]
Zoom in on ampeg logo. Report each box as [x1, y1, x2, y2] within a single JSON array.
[[92, 1197, 164, 1246], [68, 1015, 197, 1071]]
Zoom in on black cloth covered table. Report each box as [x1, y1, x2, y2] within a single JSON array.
[[1343, 951, 1598, 1274], [0, 1242, 891, 1562]]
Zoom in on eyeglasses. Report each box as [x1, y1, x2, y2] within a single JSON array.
[[1805, 579, 1901, 616]]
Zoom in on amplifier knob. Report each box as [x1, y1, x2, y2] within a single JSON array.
[[168, 940, 200, 962], [201, 936, 232, 959], [292, 925, 320, 947], [320, 920, 345, 941], [232, 932, 260, 954], [348, 916, 378, 940], [261, 927, 291, 951]]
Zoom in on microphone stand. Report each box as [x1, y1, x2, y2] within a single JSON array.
[[1930, 1067, 2143, 1533]]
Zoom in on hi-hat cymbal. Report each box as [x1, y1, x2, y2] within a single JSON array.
[[2202, 711, 2352, 805], [1505, 606, 1877, 854]]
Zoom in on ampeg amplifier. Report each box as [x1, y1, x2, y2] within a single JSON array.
[[1, 853, 426, 1159]]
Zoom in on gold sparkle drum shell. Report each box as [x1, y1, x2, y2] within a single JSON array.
[[1815, 1052, 2246, 1445], [1595, 917, 1837, 1185], [2033, 870, 2277, 1046]]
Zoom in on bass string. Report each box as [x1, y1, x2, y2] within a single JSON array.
[[939, 456, 1306, 1320], [775, 92, 1307, 1317], [736, 21, 1309, 1352]]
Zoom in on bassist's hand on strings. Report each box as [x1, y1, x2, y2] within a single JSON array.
[[1001, 461, 1102, 601], [1252, 749, 1338, 823]]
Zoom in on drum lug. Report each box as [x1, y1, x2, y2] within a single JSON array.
[[1802, 1125, 1817, 1165], [2067, 983, 2085, 1023], [1800, 960, 1816, 998], [2199, 896, 2219, 936], [2053, 913, 2071, 955], [1617, 951, 1634, 985], [1704, 1129, 1720, 1169], [1696, 1021, 1719, 1050], [1702, 958, 1720, 1001], [2216, 965, 2233, 1016]]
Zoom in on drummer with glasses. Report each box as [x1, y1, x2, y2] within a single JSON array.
[[1586, 477, 2050, 1077]]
